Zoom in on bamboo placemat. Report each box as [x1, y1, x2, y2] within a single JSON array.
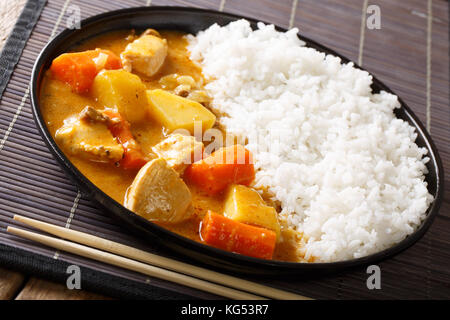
[[0, 0, 448, 299]]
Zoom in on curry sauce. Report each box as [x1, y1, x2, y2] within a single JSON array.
[[40, 30, 306, 262]]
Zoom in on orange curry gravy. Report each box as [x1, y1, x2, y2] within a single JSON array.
[[40, 30, 306, 262]]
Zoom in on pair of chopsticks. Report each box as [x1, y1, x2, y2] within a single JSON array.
[[7, 215, 310, 300]]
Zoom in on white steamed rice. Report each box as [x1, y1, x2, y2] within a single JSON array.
[[187, 20, 433, 262]]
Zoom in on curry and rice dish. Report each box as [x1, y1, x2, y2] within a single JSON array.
[[40, 20, 433, 263]]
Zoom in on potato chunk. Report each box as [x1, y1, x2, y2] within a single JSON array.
[[224, 184, 280, 239], [121, 34, 168, 77], [91, 70, 148, 124], [152, 133, 203, 175], [146, 89, 216, 134], [55, 108, 124, 163], [125, 158, 192, 223]]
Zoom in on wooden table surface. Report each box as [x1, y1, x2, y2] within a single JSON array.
[[0, 266, 111, 299]]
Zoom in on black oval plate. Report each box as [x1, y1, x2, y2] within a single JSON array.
[[30, 6, 444, 275]]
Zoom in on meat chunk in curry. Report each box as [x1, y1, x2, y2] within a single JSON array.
[[121, 30, 168, 77], [55, 106, 124, 163], [125, 158, 193, 223], [152, 133, 203, 175]]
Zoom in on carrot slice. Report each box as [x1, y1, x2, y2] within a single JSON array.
[[183, 145, 255, 195], [200, 211, 276, 260], [50, 49, 121, 93], [102, 109, 148, 170], [50, 52, 96, 93], [120, 146, 148, 170]]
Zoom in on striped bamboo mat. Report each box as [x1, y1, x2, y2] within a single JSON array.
[[0, 0, 448, 299]]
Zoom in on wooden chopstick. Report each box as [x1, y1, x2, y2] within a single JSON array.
[[7, 225, 263, 300], [11, 215, 310, 300]]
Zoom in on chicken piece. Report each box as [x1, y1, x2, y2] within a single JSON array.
[[79, 105, 111, 124], [152, 133, 203, 175], [121, 33, 168, 77], [125, 158, 193, 223], [55, 107, 123, 163]]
